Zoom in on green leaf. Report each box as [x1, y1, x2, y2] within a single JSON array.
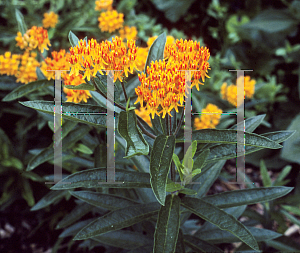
[[26, 125, 90, 171], [93, 73, 107, 95], [151, 0, 196, 23], [273, 165, 292, 186], [181, 197, 259, 251], [15, 9, 27, 35], [150, 134, 176, 206], [68, 30, 80, 47], [177, 129, 282, 149], [2, 80, 53, 101], [73, 202, 161, 240], [65, 83, 95, 91], [182, 140, 197, 174], [179, 188, 197, 195], [260, 159, 272, 187], [281, 205, 300, 216], [172, 153, 184, 182], [280, 210, 300, 226], [154, 194, 181, 253], [59, 219, 95, 238], [195, 226, 282, 244], [183, 235, 223, 253], [280, 114, 300, 164], [166, 182, 183, 192], [56, 202, 94, 229], [93, 230, 153, 250], [201, 186, 293, 209], [19, 101, 108, 127], [240, 9, 298, 33], [175, 229, 186, 253], [118, 110, 149, 158], [74, 143, 93, 154], [51, 168, 151, 190], [70, 191, 140, 210], [30, 190, 68, 211], [144, 32, 166, 73], [202, 130, 295, 164], [21, 178, 35, 206], [151, 113, 167, 135], [230, 114, 266, 133], [193, 148, 210, 170], [36, 67, 46, 80]]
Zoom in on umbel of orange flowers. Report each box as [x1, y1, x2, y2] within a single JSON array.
[[68, 36, 137, 82], [135, 39, 211, 119]]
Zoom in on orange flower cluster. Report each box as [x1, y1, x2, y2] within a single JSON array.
[[15, 26, 51, 53], [221, 76, 256, 107], [95, 0, 113, 11], [68, 37, 137, 82], [194, 103, 222, 130], [98, 10, 124, 33], [134, 39, 211, 119], [0, 51, 40, 84], [42, 11, 59, 28], [41, 49, 71, 80], [119, 26, 137, 41], [41, 49, 92, 103], [0, 52, 20, 76]]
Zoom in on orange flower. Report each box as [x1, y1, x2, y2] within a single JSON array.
[[119, 26, 137, 41], [42, 11, 59, 28], [15, 26, 51, 53], [95, 0, 113, 11], [15, 51, 40, 83], [221, 76, 256, 107], [98, 10, 124, 33], [134, 39, 210, 119], [41, 49, 71, 80], [0, 52, 20, 76], [68, 36, 137, 82], [194, 103, 222, 130]]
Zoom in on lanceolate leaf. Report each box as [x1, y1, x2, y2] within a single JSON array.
[[68, 30, 80, 47], [195, 226, 282, 244], [175, 229, 186, 253], [150, 134, 176, 206], [2, 80, 53, 101], [201, 187, 293, 209], [74, 202, 161, 240], [183, 235, 223, 253], [30, 190, 68, 211], [144, 32, 166, 74], [70, 191, 140, 210], [51, 168, 151, 190], [15, 9, 27, 35], [26, 125, 90, 171], [19, 101, 108, 127], [181, 197, 259, 251], [65, 82, 95, 91], [56, 202, 94, 229], [177, 129, 282, 149], [118, 110, 149, 158], [154, 194, 181, 253]]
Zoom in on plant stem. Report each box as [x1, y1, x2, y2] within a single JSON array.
[[39, 51, 46, 62], [121, 81, 128, 103], [92, 76, 156, 139]]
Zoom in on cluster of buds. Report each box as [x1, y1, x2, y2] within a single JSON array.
[[15, 26, 51, 53]]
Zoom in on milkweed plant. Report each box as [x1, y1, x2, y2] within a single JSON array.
[[1, 1, 297, 252]]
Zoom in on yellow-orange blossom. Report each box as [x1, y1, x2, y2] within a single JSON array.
[[68, 36, 137, 83], [135, 39, 211, 119]]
